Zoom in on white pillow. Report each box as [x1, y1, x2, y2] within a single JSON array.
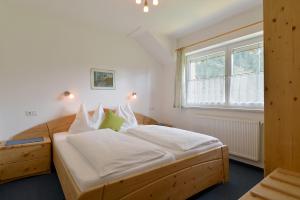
[[89, 104, 105, 129], [116, 104, 138, 132], [69, 104, 105, 134]]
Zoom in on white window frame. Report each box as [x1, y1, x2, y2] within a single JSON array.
[[183, 34, 264, 111]]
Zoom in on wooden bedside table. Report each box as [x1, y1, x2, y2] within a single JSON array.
[[0, 137, 51, 183]]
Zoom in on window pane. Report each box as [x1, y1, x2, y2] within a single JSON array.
[[230, 42, 264, 105], [187, 51, 226, 105]]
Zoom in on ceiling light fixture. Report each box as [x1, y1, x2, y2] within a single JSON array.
[[135, 0, 159, 13]]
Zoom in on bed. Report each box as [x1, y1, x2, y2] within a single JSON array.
[[53, 131, 175, 192], [12, 110, 229, 200]]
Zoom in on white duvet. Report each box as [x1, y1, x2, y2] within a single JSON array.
[[66, 129, 167, 178], [126, 125, 221, 152]]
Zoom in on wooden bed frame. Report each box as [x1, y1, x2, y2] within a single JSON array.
[[11, 110, 229, 200], [11, 109, 158, 141]]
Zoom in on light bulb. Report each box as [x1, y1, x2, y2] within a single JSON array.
[[136, 0, 142, 4], [143, 5, 149, 12], [69, 93, 75, 99], [153, 0, 159, 6]]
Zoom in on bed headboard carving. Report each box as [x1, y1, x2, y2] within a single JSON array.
[[11, 109, 158, 140]]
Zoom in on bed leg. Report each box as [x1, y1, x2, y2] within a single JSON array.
[[221, 146, 229, 183]]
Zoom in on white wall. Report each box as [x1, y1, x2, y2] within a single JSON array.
[[177, 6, 263, 48], [0, 3, 163, 140]]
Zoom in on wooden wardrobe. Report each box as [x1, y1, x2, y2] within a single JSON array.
[[264, 0, 300, 175]]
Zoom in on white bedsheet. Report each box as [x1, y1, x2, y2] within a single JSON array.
[[67, 129, 168, 178], [126, 125, 222, 154], [54, 132, 174, 192]]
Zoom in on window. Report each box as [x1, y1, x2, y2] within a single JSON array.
[[186, 51, 226, 105], [185, 36, 264, 109], [230, 42, 264, 105]]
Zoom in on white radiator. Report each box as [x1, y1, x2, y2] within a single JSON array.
[[198, 116, 262, 161]]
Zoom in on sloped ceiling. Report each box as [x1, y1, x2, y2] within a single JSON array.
[[130, 29, 176, 65], [3, 0, 262, 39], [2, 0, 262, 65]]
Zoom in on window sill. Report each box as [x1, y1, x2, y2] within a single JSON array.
[[182, 105, 264, 113]]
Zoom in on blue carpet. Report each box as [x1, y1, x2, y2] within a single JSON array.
[[0, 160, 263, 200]]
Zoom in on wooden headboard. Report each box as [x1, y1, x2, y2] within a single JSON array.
[[11, 109, 158, 140]]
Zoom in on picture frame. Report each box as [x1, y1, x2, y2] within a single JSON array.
[[91, 68, 116, 90]]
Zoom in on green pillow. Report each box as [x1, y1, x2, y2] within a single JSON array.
[[100, 110, 125, 132]]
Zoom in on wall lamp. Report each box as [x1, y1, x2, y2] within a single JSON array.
[[64, 91, 75, 99], [131, 92, 137, 99]]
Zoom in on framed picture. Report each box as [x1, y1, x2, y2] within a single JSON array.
[[91, 68, 116, 90]]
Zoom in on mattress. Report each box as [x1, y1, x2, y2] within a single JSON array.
[[53, 132, 175, 192]]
